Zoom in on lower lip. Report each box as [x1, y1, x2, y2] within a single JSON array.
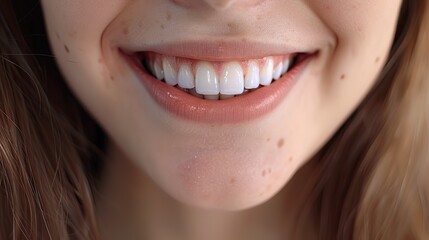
[[122, 51, 313, 124]]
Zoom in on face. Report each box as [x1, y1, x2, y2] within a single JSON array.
[[41, 0, 402, 210]]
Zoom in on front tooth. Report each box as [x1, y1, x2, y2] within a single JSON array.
[[220, 62, 244, 95], [195, 62, 219, 95], [178, 64, 195, 89], [282, 59, 290, 75], [162, 57, 178, 86], [260, 57, 274, 86], [273, 62, 283, 80], [245, 61, 260, 89], [154, 62, 164, 80]]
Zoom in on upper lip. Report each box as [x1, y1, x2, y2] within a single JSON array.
[[121, 40, 317, 61]]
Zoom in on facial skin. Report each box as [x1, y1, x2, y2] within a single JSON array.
[[41, 0, 402, 212]]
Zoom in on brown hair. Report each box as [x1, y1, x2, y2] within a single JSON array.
[[0, 0, 427, 239]]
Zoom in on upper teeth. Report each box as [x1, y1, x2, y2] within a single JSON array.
[[143, 54, 294, 100]]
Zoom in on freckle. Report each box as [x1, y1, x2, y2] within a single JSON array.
[[122, 27, 129, 35], [266, 138, 271, 142], [64, 44, 70, 53], [55, 32, 60, 39], [262, 169, 266, 177], [229, 178, 236, 184], [110, 75, 114, 81], [277, 138, 284, 148], [227, 22, 236, 31], [160, 24, 165, 29], [375, 57, 380, 63], [340, 74, 346, 80], [268, 168, 271, 174], [166, 12, 171, 21], [288, 156, 293, 162]]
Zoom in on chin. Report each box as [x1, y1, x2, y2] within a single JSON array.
[[149, 149, 292, 211]]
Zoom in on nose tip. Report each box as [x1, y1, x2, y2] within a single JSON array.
[[171, 0, 264, 11]]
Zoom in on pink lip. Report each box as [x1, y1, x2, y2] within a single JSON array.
[[121, 40, 317, 61], [121, 50, 314, 124]]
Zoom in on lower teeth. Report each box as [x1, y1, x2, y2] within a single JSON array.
[[177, 86, 254, 100]]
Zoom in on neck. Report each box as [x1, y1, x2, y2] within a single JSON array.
[[95, 141, 319, 240]]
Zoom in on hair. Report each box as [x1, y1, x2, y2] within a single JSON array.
[[0, 0, 427, 239]]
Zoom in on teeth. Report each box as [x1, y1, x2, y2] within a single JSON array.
[[244, 61, 260, 89], [260, 57, 274, 86], [220, 62, 244, 95], [178, 64, 194, 89], [153, 62, 164, 80], [282, 59, 290, 75], [163, 57, 178, 86], [204, 94, 220, 100], [220, 94, 234, 100], [273, 62, 283, 80], [195, 62, 219, 95], [189, 88, 204, 99], [145, 54, 298, 100]]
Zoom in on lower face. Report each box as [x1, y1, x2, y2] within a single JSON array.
[[41, 0, 402, 210]]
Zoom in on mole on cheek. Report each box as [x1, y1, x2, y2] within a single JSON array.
[[375, 56, 380, 63], [122, 27, 129, 35], [340, 74, 346, 80], [277, 138, 284, 148]]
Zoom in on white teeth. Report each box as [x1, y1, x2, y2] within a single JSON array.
[[273, 62, 283, 80], [146, 54, 297, 100], [195, 62, 219, 95], [163, 57, 178, 86], [282, 59, 290, 75], [178, 64, 194, 89], [153, 63, 164, 80], [260, 57, 274, 86], [245, 61, 260, 89], [220, 62, 244, 95]]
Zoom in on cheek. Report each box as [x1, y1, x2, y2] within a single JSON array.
[[307, 0, 402, 112], [41, 0, 132, 120], [41, 0, 130, 79]]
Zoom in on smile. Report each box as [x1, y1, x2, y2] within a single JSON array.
[[122, 44, 315, 124], [141, 52, 298, 100]]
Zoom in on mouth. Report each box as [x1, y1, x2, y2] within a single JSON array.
[[122, 47, 315, 124]]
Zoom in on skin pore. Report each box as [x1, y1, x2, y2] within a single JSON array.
[[40, 0, 402, 239]]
